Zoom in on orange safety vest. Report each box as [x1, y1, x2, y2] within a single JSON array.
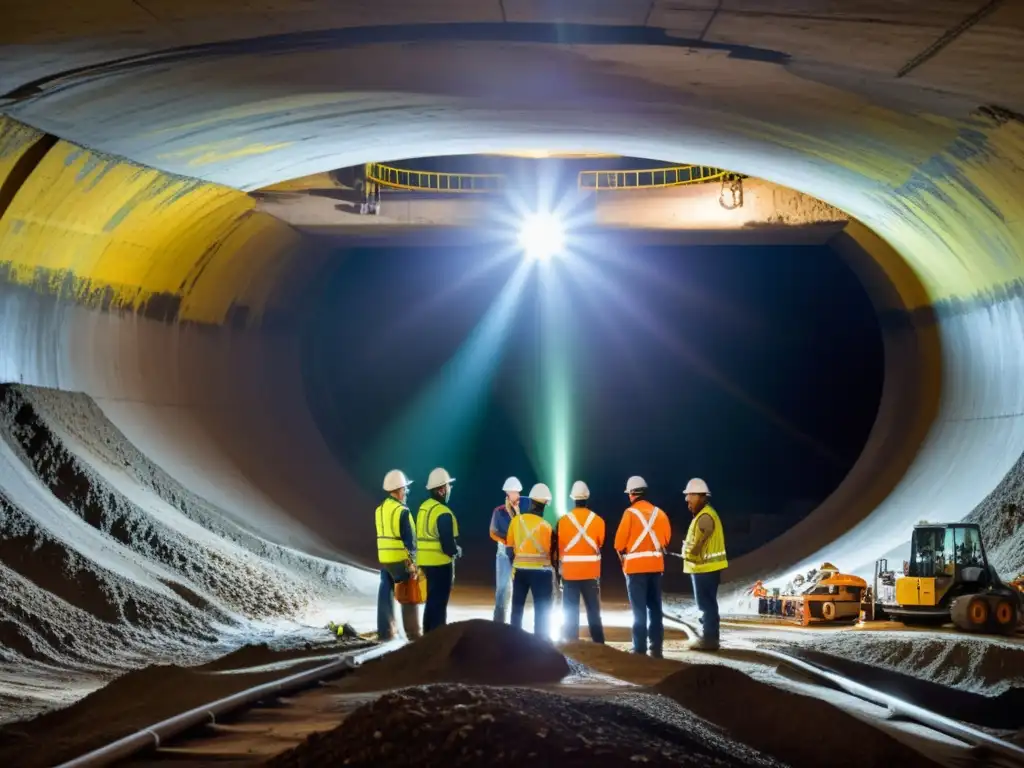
[[615, 499, 670, 575], [508, 513, 553, 570], [558, 508, 604, 581]]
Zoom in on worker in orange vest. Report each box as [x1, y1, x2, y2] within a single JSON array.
[[507, 483, 558, 638], [614, 475, 672, 657], [557, 480, 606, 643]]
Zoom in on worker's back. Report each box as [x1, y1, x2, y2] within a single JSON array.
[[615, 499, 670, 574], [508, 512, 553, 570], [558, 507, 604, 580]]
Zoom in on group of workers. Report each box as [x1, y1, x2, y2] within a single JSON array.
[[375, 469, 728, 654]]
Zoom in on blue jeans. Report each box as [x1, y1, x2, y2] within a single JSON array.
[[626, 572, 664, 655], [422, 563, 454, 634], [510, 568, 554, 639], [562, 578, 605, 643], [494, 545, 513, 623], [376, 564, 410, 639], [692, 570, 722, 642]]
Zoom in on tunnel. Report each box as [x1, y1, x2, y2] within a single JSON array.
[[1, 0, 1023, 727]]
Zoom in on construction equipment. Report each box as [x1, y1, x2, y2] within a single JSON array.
[[748, 563, 867, 626], [867, 522, 1022, 634]]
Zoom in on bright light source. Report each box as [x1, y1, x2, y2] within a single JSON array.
[[518, 212, 565, 261]]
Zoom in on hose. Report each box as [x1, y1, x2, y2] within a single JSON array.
[[663, 612, 1024, 764], [56, 641, 399, 768]]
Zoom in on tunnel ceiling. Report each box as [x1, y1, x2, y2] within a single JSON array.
[[1, 0, 1024, 584]]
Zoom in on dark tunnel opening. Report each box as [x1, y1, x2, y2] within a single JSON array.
[[300, 239, 885, 588]]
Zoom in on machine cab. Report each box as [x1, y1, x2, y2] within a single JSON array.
[[897, 523, 990, 607], [907, 523, 988, 582]]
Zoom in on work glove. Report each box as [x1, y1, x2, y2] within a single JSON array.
[[455, 545, 463, 559]]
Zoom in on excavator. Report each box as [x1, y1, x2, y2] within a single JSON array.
[[866, 522, 1023, 634]]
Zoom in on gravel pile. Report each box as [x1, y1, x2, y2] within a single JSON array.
[[340, 620, 570, 691], [0, 640, 363, 768], [800, 632, 1024, 695], [654, 664, 943, 768], [267, 684, 780, 768]]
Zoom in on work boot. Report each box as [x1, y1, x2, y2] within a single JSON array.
[[686, 636, 720, 652], [650, 648, 664, 659], [401, 603, 422, 641]]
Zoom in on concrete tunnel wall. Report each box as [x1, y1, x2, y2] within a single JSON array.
[[0, 19, 1023, 586], [0, 118, 376, 562]]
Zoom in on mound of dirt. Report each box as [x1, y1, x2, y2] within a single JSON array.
[[340, 620, 570, 691], [267, 684, 780, 768], [806, 633, 1024, 695], [791, 647, 1024, 729], [560, 640, 687, 685], [0, 653, 348, 768], [654, 664, 942, 768], [199, 640, 367, 672]]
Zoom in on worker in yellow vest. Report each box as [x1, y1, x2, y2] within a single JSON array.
[[682, 478, 728, 651], [507, 483, 557, 639], [416, 467, 461, 633], [558, 480, 606, 643], [375, 469, 421, 641]]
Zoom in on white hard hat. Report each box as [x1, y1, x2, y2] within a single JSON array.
[[570, 480, 590, 500], [383, 469, 412, 493], [624, 475, 647, 493], [529, 483, 552, 503], [683, 478, 711, 496], [426, 467, 456, 490], [502, 476, 523, 493]]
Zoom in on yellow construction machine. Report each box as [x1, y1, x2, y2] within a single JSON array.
[[748, 563, 867, 626], [866, 522, 1022, 634]]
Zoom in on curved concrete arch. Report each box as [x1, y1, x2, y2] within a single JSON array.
[[1, 10, 1023, 583]]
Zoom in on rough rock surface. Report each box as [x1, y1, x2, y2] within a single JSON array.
[[267, 684, 781, 768], [654, 664, 943, 768]]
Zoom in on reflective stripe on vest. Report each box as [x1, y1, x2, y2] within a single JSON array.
[[416, 499, 458, 566], [683, 505, 729, 574], [561, 511, 601, 563], [513, 515, 552, 569], [375, 497, 409, 564], [623, 505, 664, 561]]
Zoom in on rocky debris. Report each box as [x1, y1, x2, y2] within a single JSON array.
[[788, 647, 1024, 729], [340, 620, 570, 691], [0, 383, 374, 723], [793, 632, 1024, 696], [0, 640, 362, 768], [199, 639, 369, 672], [654, 664, 944, 768], [267, 684, 781, 768]]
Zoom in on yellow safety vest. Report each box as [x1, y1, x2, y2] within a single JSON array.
[[416, 499, 459, 566], [510, 513, 553, 571], [683, 504, 728, 574], [375, 496, 410, 564]]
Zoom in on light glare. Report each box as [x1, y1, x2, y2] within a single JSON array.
[[518, 212, 565, 261]]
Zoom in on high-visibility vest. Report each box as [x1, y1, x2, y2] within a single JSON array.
[[375, 496, 410, 564], [416, 499, 459, 567], [509, 513, 553, 570], [683, 504, 728, 574], [619, 500, 669, 575], [558, 508, 604, 580]]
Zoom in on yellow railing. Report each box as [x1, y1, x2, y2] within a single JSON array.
[[578, 165, 737, 191], [365, 162, 504, 193]]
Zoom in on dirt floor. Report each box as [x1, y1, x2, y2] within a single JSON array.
[[0, 638, 365, 768], [266, 683, 782, 768], [267, 621, 949, 768], [335, 619, 570, 692]]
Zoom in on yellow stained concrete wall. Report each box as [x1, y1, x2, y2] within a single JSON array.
[[0, 117, 306, 328]]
